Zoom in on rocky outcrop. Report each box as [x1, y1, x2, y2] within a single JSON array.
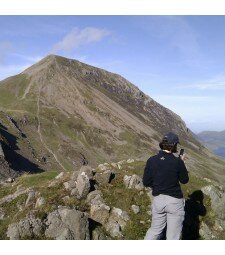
[[123, 174, 144, 190], [95, 170, 113, 186], [0, 186, 29, 206], [45, 207, 90, 240], [7, 215, 45, 240], [105, 207, 130, 238]]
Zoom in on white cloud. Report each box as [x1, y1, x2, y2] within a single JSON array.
[[52, 27, 110, 52]]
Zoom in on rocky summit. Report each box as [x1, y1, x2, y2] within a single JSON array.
[[0, 55, 225, 239]]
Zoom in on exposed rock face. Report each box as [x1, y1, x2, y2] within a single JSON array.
[[86, 190, 104, 205], [0, 157, 18, 182], [123, 174, 144, 190], [63, 180, 77, 191], [131, 205, 140, 214], [90, 203, 110, 225], [95, 170, 113, 186], [0, 187, 28, 206], [0, 207, 5, 220], [7, 216, 44, 240], [45, 208, 90, 240], [105, 207, 130, 238], [76, 172, 91, 199], [199, 222, 216, 240], [35, 197, 46, 208], [25, 189, 36, 207]]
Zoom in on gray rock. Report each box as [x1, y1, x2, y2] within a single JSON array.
[[97, 164, 109, 172], [0, 143, 4, 158], [105, 207, 130, 238], [214, 219, 225, 232], [5, 178, 15, 183], [55, 172, 65, 180], [25, 189, 36, 207], [79, 165, 95, 180], [45, 208, 90, 240], [123, 175, 132, 188], [92, 228, 107, 240], [131, 205, 140, 214], [123, 174, 144, 190], [35, 197, 46, 208], [90, 203, 110, 225], [7, 216, 44, 240], [201, 185, 222, 206], [63, 180, 76, 191], [76, 172, 90, 199], [213, 195, 225, 220], [86, 190, 104, 205], [95, 170, 113, 186], [201, 185, 225, 220], [127, 159, 134, 163], [199, 222, 216, 240], [0, 207, 5, 220], [0, 187, 28, 206]]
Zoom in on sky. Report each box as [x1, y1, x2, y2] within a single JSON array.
[[0, 16, 225, 133]]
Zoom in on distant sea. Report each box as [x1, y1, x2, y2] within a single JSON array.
[[214, 147, 225, 158]]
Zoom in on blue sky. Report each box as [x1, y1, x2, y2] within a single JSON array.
[[0, 16, 225, 133]]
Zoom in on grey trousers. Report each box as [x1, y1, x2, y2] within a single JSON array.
[[145, 194, 185, 240]]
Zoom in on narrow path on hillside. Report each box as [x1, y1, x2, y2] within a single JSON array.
[[37, 87, 67, 171]]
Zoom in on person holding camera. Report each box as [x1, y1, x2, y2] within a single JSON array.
[[143, 132, 189, 240]]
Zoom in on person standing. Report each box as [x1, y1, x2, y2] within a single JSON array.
[[143, 132, 189, 240]]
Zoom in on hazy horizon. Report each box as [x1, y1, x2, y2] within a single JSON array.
[[0, 16, 225, 133]]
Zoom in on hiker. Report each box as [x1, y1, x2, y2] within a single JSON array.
[[143, 132, 189, 240]]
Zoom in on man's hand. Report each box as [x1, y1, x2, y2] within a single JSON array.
[[180, 153, 186, 162]]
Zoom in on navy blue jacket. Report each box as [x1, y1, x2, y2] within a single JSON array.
[[143, 150, 189, 198]]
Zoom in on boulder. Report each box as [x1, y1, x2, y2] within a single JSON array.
[[0, 187, 28, 206], [213, 195, 225, 220], [105, 207, 130, 238], [78, 165, 95, 180], [123, 174, 144, 190], [63, 180, 76, 191], [90, 203, 110, 225], [86, 190, 104, 205], [127, 159, 134, 163], [25, 189, 36, 207], [97, 164, 109, 172], [95, 170, 113, 186], [35, 197, 46, 208], [76, 172, 90, 199], [131, 205, 140, 214], [55, 172, 65, 180], [0, 207, 5, 220], [92, 228, 108, 240], [7, 216, 44, 240], [45, 208, 90, 240]]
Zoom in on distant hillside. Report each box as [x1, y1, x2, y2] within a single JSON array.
[[197, 131, 225, 157], [0, 54, 225, 186]]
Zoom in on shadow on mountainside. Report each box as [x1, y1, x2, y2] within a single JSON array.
[[0, 123, 43, 175], [182, 190, 207, 240]]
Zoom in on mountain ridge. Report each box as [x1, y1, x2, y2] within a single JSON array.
[[0, 54, 224, 186]]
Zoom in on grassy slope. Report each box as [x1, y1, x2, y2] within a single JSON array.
[[0, 160, 219, 240]]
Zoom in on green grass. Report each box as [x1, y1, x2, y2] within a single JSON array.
[[101, 164, 151, 240], [16, 171, 59, 188]]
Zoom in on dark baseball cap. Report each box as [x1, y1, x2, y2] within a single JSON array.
[[163, 132, 180, 144]]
